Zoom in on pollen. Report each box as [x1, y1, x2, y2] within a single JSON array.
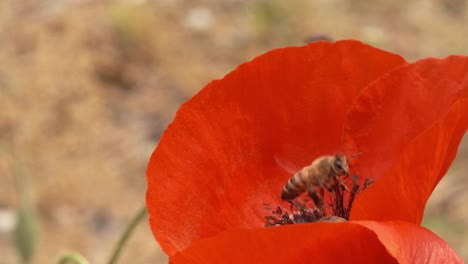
[[264, 176, 374, 227]]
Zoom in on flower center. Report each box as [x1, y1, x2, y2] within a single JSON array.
[[264, 175, 374, 227]]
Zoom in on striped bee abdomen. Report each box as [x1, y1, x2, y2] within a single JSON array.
[[281, 169, 308, 200]]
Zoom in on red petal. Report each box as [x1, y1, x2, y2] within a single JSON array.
[[171, 221, 462, 263], [357, 221, 464, 263], [351, 99, 468, 222], [146, 40, 406, 255], [171, 222, 398, 264], [343, 56, 468, 221]]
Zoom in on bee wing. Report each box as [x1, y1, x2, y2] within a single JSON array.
[[274, 144, 314, 175], [274, 154, 302, 175]]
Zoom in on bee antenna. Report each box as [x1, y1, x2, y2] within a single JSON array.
[[349, 152, 363, 160]]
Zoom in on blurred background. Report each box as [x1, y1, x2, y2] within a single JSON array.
[[0, 0, 467, 263]]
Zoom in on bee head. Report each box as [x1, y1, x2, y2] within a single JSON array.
[[333, 154, 349, 176]]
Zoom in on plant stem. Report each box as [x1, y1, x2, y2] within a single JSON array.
[[107, 206, 148, 264]]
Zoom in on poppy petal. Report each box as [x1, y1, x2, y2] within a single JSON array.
[[357, 220, 464, 264], [170, 221, 462, 264], [171, 222, 398, 264], [343, 56, 468, 183], [351, 99, 468, 223], [146, 40, 406, 255], [343, 56, 468, 221]]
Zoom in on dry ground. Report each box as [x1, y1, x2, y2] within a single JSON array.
[[0, 0, 468, 263]]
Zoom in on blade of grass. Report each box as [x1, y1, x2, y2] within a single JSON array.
[[0, 144, 38, 264]]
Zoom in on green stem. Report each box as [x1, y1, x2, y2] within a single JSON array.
[[107, 206, 148, 264], [57, 252, 89, 264]]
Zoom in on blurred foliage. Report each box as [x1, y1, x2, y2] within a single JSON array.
[[107, 3, 156, 54], [57, 252, 89, 264], [15, 204, 38, 264], [251, 0, 290, 35]]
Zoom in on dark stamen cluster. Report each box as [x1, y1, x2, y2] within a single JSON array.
[[264, 175, 374, 227]]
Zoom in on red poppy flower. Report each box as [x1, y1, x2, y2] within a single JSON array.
[[146, 40, 468, 263]]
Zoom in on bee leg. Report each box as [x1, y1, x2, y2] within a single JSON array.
[[333, 175, 349, 192], [320, 186, 327, 198], [338, 180, 350, 191], [308, 185, 324, 215]]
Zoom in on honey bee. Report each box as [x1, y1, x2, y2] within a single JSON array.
[[280, 153, 351, 201]]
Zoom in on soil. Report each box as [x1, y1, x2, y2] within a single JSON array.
[[1, 0, 467, 263]]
